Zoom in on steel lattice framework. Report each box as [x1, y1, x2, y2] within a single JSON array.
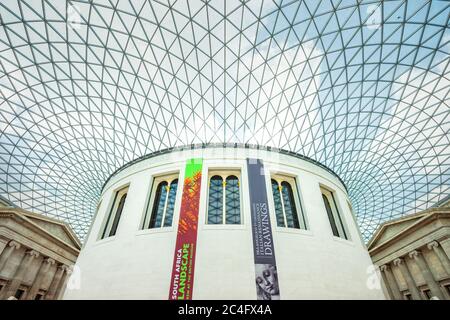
[[0, 0, 449, 241]]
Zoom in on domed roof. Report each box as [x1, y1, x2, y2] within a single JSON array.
[[0, 0, 449, 240]]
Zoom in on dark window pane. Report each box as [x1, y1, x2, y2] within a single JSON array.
[[271, 179, 285, 227], [423, 290, 432, 299], [322, 194, 339, 237], [225, 175, 240, 224], [330, 192, 347, 239], [14, 289, 25, 299], [163, 179, 178, 227], [208, 176, 223, 224], [109, 193, 127, 236], [445, 285, 450, 295], [149, 181, 168, 228], [281, 181, 300, 229], [102, 191, 119, 239]]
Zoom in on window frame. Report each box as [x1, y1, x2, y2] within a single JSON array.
[[99, 184, 129, 240], [320, 185, 349, 240], [270, 174, 307, 230], [14, 288, 25, 300], [34, 293, 43, 300], [206, 169, 242, 226], [442, 282, 450, 299], [141, 172, 180, 230], [422, 288, 432, 300]]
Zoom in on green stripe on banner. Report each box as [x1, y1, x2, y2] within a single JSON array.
[[168, 158, 203, 300]]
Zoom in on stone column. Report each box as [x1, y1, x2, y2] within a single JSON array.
[[45, 264, 66, 300], [380, 264, 402, 300], [428, 241, 450, 275], [54, 266, 72, 300], [0, 241, 21, 272], [409, 250, 444, 300], [0, 238, 8, 256], [1, 249, 40, 300], [393, 258, 421, 300], [439, 238, 450, 260], [25, 257, 55, 300]]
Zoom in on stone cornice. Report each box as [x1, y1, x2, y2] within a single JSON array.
[[0, 226, 76, 266], [371, 226, 450, 266], [0, 212, 80, 256], [0, 209, 81, 251], [368, 208, 450, 249], [368, 211, 450, 255], [102, 143, 349, 193]]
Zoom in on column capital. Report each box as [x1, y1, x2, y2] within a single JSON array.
[[393, 258, 403, 266], [427, 241, 439, 250], [44, 257, 55, 265], [58, 264, 69, 272], [26, 249, 40, 258], [8, 240, 21, 250], [380, 264, 389, 272], [409, 250, 421, 259], [65, 265, 74, 275]]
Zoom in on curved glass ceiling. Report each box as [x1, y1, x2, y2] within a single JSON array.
[[0, 0, 449, 241]]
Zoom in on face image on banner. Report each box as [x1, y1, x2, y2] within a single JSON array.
[[168, 158, 203, 300], [255, 264, 280, 300], [247, 158, 280, 300]]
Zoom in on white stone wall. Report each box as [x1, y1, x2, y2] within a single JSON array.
[[63, 147, 386, 299]]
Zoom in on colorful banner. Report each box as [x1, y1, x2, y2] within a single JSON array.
[[247, 158, 280, 300], [168, 158, 203, 300]]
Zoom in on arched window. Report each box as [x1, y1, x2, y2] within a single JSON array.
[[164, 179, 178, 227], [271, 179, 285, 227], [207, 172, 241, 224], [207, 175, 223, 224], [270, 176, 306, 229], [143, 174, 180, 229], [281, 181, 300, 229], [149, 181, 168, 228], [225, 175, 240, 224], [322, 194, 338, 237], [321, 187, 347, 239], [109, 193, 127, 236], [101, 186, 129, 239]]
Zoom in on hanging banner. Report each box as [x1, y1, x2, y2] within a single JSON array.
[[247, 158, 280, 300], [168, 158, 203, 300]]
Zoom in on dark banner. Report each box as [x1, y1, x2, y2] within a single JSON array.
[[247, 158, 280, 300], [168, 158, 203, 300]]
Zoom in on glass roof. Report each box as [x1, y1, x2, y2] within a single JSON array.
[[0, 0, 449, 241]]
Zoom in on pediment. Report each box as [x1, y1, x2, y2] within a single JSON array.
[[368, 214, 426, 249], [24, 215, 81, 249]]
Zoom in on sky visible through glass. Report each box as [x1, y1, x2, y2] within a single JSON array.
[[0, 0, 449, 241]]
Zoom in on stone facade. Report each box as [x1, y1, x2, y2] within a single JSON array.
[[0, 197, 80, 300], [368, 197, 450, 300]]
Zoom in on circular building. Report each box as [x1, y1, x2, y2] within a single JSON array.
[[63, 145, 385, 300]]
